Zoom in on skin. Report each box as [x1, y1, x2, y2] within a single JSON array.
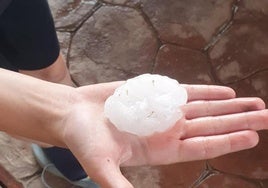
[[17, 53, 75, 147], [0, 68, 268, 188], [18, 53, 75, 86]]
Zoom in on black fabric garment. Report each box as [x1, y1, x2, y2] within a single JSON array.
[[43, 147, 88, 181], [0, 0, 12, 15], [0, 0, 60, 70]]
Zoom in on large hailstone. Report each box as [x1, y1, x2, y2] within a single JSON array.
[[104, 74, 188, 136]]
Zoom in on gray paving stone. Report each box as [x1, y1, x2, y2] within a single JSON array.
[[103, 0, 140, 6], [57, 31, 71, 60], [24, 176, 45, 188], [48, 0, 97, 30], [69, 5, 158, 85], [25, 173, 77, 188], [140, 0, 234, 49], [0, 133, 39, 186], [103, 0, 128, 4], [0, 133, 79, 187]]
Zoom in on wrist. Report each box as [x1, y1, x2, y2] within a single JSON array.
[[0, 69, 81, 147], [47, 86, 84, 148]]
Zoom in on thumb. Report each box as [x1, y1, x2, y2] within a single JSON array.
[[84, 158, 133, 188]]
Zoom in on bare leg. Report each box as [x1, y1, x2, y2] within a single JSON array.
[[19, 53, 75, 87]]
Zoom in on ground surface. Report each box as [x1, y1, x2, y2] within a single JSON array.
[[1, 0, 268, 187]]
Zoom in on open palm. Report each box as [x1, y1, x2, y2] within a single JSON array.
[[62, 82, 268, 188]]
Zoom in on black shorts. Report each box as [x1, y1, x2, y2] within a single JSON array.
[[0, 0, 60, 71]]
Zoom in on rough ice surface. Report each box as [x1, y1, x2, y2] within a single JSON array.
[[104, 74, 188, 136]]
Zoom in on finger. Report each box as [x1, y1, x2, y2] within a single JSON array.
[[182, 84, 236, 102], [182, 97, 265, 119], [97, 81, 125, 100], [78, 81, 125, 101], [182, 109, 268, 139], [83, 158, 133, 188], [179, 130, 259, 162]]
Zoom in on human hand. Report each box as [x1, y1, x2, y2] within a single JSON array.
[[61, 83, 268, 188]]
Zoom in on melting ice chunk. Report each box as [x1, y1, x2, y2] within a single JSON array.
[[104, 74, 188, 136]]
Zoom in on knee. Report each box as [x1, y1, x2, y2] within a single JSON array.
[[40, 56, 69, 83], [19, 54, 73, 85]]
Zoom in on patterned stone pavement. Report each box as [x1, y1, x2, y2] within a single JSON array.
[[0, 0, 268, 187]]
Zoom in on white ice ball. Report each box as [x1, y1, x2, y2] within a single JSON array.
[[104, 74, 188, 136]]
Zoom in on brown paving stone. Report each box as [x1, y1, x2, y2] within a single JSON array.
[[154, 44, 213, 84], [122, 166, 161, 188], [157, 162, 206, 188], [141, 0, 234, 49], [54, 0, 268, 187], [1, 1, 267, 187], [209, 22, 268, 84], [197, 173, 259, 188], [122, 161, 205, 188], [235, 0, 268, 22], [69, 5, 158, 85], [209, 130, 268, 180], [229, 70, 268, 104], [48, 0, 97, 30]]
